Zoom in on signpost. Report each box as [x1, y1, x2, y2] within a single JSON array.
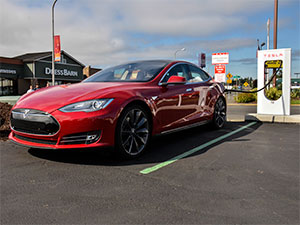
[[226, 73, 233, 85], [212, 52, 229, 83], [212, 52, 229, 65], [233, 75, 241, 79], [214, 64, 226, 83], [226, 73, 233, 79]]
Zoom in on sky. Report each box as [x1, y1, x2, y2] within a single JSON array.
[[0, 0, 299, 78]]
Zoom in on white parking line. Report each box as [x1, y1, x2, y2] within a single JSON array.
[[140, 122, 257, 175]]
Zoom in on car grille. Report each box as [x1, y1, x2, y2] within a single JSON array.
[[11, 109, 60, 136], [14, 134, 58, 145]]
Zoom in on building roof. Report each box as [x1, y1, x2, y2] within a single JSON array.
[[0, 56, 23, 65], [13, 51, 52, 61], [13, 50, 85, 67]]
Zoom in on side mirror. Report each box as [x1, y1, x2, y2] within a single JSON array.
[[168, 75, 186, 83], [160, 75, 186, 86]]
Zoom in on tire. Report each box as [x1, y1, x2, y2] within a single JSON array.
[[211, 97, 226, 129], [115, 105, 151, 159]]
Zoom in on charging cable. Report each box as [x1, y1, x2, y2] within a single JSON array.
[[223, 61, 282, 94]]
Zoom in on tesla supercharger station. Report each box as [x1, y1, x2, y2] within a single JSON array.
[[257, 48, 291, 115]]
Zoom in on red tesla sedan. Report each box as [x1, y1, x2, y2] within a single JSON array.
[[9, 60, 226, 158]]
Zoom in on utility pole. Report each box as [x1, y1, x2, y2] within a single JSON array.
[[52, 0, 58, 86], [273, 0, 278, 49], [273, 0, 278, 87], [267, 18, 270, 50]]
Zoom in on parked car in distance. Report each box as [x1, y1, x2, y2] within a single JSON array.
[[9, 60, 226, 158]]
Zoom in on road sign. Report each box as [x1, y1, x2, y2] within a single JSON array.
[[226, 73, 232, 79], [227, 79, 232, 84], [244, 82, 249, 87], [233, 75, 241, 79], [212, 52, 229, 65], [214, 64, 226, 82]]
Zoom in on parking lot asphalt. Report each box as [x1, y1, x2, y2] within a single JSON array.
[[1, 121, 299, 224]]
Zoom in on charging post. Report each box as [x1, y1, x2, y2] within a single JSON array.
[[257, 48, 291, 116]]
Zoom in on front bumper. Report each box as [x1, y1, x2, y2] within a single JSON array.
[[9, 108, 117, 149]]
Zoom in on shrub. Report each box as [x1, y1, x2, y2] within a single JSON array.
[[291, 89, 300, 99], [265, 87, 282, 100], [234, 90, 257, 103]]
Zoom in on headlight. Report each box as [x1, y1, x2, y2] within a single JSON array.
[[59, 99, 114, 112]]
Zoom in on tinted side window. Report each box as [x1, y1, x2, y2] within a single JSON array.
[[161, 64, 189, 83], [188, 65, 210, 83]]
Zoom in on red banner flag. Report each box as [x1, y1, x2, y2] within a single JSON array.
[[54, 35, 61, 62]]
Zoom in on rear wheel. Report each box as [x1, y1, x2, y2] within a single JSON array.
[[115, 105, 151, 159], [212, 98, 226, 129]]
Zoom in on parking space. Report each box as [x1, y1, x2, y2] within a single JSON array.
[[1, 122, 299, 224]]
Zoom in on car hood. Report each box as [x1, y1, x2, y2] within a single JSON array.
[[15, 82, 137, 113]]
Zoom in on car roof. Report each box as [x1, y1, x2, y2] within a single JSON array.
[[119, 59, 174, 65]]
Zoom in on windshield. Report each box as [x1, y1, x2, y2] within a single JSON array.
[[83, 60, 169, 83]]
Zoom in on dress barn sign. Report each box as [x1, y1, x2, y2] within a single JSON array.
[[212, 52, 229, 83]]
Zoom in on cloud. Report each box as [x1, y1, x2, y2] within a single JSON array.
[[0, 0, 287, 68], [231, 58, 256, 65]]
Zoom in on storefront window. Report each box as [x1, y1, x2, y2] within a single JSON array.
[[0, 78, 15, 96]]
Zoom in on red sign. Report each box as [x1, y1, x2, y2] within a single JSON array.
[[215, 64, 226, 74], [214, 64, 226, 82], [54, 35, 61, 62]]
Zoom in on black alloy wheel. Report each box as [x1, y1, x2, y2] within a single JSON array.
[[212, 98, 226, 129], [116, 105, 151, 158]]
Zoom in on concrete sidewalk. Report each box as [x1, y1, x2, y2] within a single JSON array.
[[227, 104, 300, 124], [0, 96, 21, 105], [244, 113, 300, 124]]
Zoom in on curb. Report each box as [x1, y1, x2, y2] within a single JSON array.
[[245, 113, 300, 124], [227, 103, 300, 106], [227, 113, 300, 124]]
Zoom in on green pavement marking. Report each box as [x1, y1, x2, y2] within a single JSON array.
[[140, 121, 257, 175]]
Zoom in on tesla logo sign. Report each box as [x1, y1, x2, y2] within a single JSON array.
[[263, 53, 283, 58], [23, 109, 30, 119]]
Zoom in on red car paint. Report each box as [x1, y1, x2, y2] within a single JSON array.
[[9, 60, 225, 150]]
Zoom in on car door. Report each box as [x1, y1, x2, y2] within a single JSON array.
[[186, 64, 214, 119], [155, 64, 199, 131]]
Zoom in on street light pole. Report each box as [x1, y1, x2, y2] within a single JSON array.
[[174, 48, 186, 59], [273, 0, 278, 87], [52, 0, 58, 86]]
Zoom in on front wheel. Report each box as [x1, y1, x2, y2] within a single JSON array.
[[115, 105, 151, 159], [212, 98, 226, 129]]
